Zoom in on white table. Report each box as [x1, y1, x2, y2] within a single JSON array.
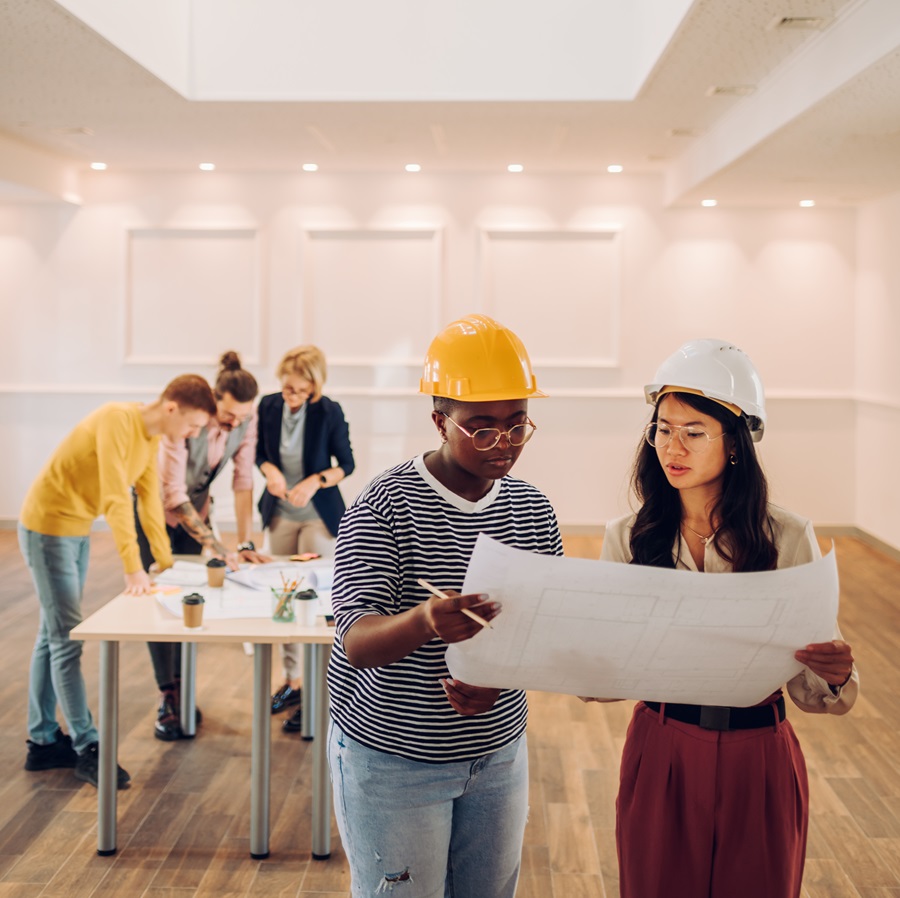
[[71, 591, 335, 860]]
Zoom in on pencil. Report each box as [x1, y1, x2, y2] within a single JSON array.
[[416, 578, 493, 630]]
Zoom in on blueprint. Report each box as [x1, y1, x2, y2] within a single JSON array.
[[444, 534, 839, 707]]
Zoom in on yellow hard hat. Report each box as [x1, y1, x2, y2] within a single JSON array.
[[419, 314, 547, 402]]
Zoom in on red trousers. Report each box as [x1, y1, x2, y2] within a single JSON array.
[[617, 702, 809, 898]]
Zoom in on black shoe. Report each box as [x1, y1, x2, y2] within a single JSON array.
[[154, 690, 182, 741], [24, 728, 78, 771], [282, 705, 304, 733], [74, 743, 131, 790], [271, 684, 302, 714]]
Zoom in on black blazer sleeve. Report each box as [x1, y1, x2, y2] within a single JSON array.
[[307, 396, 355, 538]]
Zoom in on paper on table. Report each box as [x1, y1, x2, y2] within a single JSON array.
[[226, 561, 334, 592], [445, 534, 839, 707], [153, 560, 207, 586], [155, 582, 332, 621]]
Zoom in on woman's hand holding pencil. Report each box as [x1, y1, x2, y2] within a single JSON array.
[[417, 578, 500, 643]]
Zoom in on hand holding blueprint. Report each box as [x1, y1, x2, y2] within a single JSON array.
[[445, 534, 839, 707]]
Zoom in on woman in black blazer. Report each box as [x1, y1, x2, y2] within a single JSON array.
[[256, 345, 355, 730]]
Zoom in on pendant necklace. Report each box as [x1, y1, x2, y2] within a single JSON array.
[[682, 522, 716, 545]]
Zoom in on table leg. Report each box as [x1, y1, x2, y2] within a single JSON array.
[[301, 643, 314, 739], [250, 643, 272, 859], [97, 640, 119, 856], [179, 641, 198, 738], [311, 643, 332, 860]]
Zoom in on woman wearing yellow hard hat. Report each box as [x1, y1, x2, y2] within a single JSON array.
[[326, 314, 562, 898]]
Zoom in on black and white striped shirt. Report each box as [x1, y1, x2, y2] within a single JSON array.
[[327, 454, 563, 763]]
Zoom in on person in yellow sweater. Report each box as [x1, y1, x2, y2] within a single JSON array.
[[19, 375, 217, 789]]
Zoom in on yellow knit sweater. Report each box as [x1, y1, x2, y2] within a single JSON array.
[[20, 403, 173, 574]]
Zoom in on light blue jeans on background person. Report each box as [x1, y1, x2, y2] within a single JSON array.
[[19, 524, 99, 753], [328, 720, 529, 898]]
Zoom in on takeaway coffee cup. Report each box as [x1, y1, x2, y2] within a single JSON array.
[[182, 593, 205, 629], [206, 557, 227, 588], [294, 589, 319, 627]]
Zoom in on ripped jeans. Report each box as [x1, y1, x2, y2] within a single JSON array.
[[328, 720, 528, 898]]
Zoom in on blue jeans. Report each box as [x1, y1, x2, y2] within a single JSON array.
[[328, 720, 529, 898], [19, 524, 99, 753]]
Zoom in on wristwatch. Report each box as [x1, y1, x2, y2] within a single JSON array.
[[318, 473, 328, 486], [237, 541, 256, 553]]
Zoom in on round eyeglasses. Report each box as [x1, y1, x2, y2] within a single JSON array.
[[443, 415, 537, 451], [644, 421, 726, 454]]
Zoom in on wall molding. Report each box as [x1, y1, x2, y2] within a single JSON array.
[[0, 385, 890, 402], [301, 227, 445, 367], [3, 520, 898, 559], [123, 226, 265, 366], [478, 227, 622, 368]]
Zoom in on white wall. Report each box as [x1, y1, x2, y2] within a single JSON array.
[[0, 171, 858, 533], [856, 188, 900, 548]]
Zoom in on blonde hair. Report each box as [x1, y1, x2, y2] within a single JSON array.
[[276, 345, 326, 402]]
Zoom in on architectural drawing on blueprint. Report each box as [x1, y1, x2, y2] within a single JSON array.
[[445, 534, 839, 706]]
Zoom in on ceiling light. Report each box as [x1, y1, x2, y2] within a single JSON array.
[[507, 164, 524, 173], [701, 199, 717, 208], [199, 162, 216, 171], [767, 15, 831, 31], [405, 163, 421, 173], [90, 162, 107, 171], [706, 85, 756, 97], [607, 164, 624, 173], [302, 163, 318, 172], [799, 200, 816, 207]]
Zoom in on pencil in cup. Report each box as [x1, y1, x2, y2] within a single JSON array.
[[417, 578, 493, 629]]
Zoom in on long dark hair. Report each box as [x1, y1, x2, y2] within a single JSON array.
[[629, 392, 777, 572]]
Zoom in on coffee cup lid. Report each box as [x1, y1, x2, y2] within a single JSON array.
[[183, 593, 205, 604], [207, 558, 227, 568]]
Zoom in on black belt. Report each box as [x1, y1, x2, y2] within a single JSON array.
[[643, 697, 785, 731]]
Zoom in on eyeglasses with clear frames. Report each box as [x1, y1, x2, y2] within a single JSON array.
[[644, 421, 726, 454], [443, 415, 537, 451]]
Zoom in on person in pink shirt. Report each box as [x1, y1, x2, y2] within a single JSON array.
[[136, 351, 271, 740]]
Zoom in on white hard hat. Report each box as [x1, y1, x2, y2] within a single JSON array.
[[644, 339, 766, 442]]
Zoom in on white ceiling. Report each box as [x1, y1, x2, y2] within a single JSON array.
[[1, 0, 899, 208]]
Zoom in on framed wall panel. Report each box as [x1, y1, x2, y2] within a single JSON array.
[[302, 228, 443, 366], [480, 229, 621, 367], [125, 228, 262, 365]]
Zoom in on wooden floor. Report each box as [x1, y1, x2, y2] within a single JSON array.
[[0, 530, 898, 897]]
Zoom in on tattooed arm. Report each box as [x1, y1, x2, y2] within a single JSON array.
[[171, 501, 239, 570]]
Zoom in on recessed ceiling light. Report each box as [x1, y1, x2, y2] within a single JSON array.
[[607, 164, 624, 173], [405, 163, 421, 173], [799, 199, 816, 207], [199, 162, 216, 171], [302, 163, 318, 172], [90, 162, 107, 171], [507, 164, 524, 173], [701, 199, 717, 207]]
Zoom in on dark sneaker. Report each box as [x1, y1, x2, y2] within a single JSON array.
[[24, 728, 78, 771], [282, 705, 304, 734], [271, 683, 302, 714], [74, 743, 131, 790], [154, 690, 182, 741]]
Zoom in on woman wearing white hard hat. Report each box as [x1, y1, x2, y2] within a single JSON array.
[[597, 339, 858, 898], [327, 315, 562, 898]]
